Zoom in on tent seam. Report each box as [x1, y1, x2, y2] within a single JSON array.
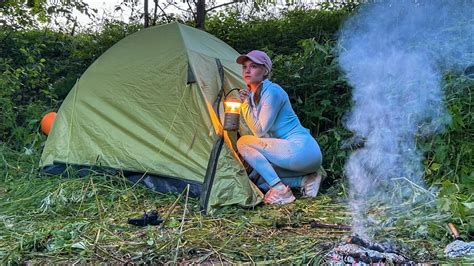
[[66, 80, 79, 162]]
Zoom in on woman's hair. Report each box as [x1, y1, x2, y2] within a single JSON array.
[[263, 66, 272, 80], [254, 66, 271, 105]]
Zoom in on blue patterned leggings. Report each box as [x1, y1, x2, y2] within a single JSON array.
[[237, 133, 322, 191]]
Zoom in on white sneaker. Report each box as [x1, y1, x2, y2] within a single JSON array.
[[263, 185, 296, 205], [301, 171, 323, 198]]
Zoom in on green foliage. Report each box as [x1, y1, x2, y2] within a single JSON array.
[[0, 22, 140, 149], [0, 0, 95, 30], [421, 73, 474, 233], [206, 7, 352, 54]]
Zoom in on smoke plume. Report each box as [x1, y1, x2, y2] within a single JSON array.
[[338, 0, 473, 237]]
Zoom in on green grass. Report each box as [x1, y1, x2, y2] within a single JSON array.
[[0, 144, 470, 264]]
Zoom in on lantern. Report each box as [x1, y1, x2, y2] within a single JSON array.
[[223, 98, 241, 131]]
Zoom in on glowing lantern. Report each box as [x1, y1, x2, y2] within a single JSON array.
[[40, 112, 57, 135], [223, 98, 241, 131]]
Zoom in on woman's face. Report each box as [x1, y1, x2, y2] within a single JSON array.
[[242, 59, 266, 84]]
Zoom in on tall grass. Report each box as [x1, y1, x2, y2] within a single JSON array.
[[1, 142, 468, 263]]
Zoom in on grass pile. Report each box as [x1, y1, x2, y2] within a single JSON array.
[[0, 144, 468, 264]]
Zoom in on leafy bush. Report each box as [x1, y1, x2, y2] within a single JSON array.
[[0, 22, 140, 149], [206, 7, 352, 54], [424, 73, 474, 231]]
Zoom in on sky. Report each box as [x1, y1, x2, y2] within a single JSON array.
[[74, 0, 137, 26]]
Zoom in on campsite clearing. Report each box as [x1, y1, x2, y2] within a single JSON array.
[[1, 145, 452, 263]]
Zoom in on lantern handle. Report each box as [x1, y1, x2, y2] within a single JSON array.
[[224, 88, 241, 99]]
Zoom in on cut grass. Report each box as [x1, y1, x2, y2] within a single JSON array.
[[0, 145, 468, 264]]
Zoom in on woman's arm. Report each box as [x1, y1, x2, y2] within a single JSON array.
[[241, 89, 284, 137]]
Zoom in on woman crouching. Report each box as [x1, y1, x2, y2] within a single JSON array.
[[236, 50, 324, 205]]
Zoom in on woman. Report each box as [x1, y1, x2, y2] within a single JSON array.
[[236, 50, 324, 205]]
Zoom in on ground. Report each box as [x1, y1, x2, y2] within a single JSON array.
[[0, 147, 468, 264]]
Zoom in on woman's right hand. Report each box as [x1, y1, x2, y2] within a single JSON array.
[[239, 88, 250, 102]]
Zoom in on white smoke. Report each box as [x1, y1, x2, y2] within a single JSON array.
[[338, 0, 474, 238]]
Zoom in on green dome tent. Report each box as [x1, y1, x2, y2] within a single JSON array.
[[40, 22, 263, 211]]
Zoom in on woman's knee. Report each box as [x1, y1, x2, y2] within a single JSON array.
[[237, 135, 258, 153]]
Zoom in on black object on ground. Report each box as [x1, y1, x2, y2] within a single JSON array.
[[128, 210, 164, 226], [309, 220, 351, 230]]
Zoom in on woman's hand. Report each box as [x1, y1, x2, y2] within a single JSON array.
[[239, 88, 250, 102]]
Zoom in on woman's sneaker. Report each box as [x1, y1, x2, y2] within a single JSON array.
[[301, 170, 324, 198], [263, 185, 296, 205]]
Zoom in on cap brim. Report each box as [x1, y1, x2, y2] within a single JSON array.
[[236, 55, 264, 65]]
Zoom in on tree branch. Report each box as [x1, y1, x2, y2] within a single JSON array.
[[155, 0, 172, 23], [186, 0, 197, 22], [170, 2, 191, 13], [205, 0, 237, 13]]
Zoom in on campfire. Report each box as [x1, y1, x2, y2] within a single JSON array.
[[326, 235, 411, 264]]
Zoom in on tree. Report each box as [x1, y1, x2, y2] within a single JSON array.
[[194, 0, 241, 29], [140, 0, 243, 29]]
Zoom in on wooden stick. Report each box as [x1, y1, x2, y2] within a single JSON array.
[[309, 220, 351, 230]]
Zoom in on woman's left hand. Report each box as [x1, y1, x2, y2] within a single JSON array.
[[239, 88, 250, 102]]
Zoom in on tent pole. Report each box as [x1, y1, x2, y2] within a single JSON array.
[[199, 58, 226, 214], [199, 134, 224, 214]]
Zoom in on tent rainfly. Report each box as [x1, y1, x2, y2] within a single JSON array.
[[40, 22, 263, 212]]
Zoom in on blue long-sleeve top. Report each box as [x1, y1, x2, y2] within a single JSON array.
[[240, 79, 310, 139]]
